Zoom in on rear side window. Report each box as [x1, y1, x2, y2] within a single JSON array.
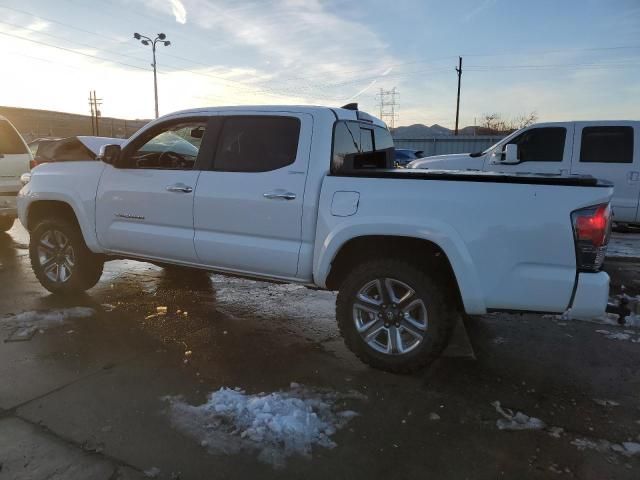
[[580, 126, 634, 164], [0, 120, 28, 155], [506, 127, 566, 162], [332, 121, 394, 172], [214, 116, 300, 172]]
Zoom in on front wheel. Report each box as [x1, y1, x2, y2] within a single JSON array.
[[0, 217, 14, 232], [30, 219, 104, 294], [336, 259, 455, 373]]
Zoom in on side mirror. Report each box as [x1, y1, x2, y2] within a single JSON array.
[[98, 144, 121, 166], [503, 143, 519, 164]]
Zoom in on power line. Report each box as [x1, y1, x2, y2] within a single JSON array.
[[0, 28, 333, 101], [0, 30, 151, 71], [0, 19, 151, 66]]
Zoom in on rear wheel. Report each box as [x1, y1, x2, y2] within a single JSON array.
[[336, 259, 455, 373], [30, 219, 104, 294], [0, 217, 14, 232]]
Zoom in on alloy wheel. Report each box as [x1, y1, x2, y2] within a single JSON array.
[[37, 229, 76, 283], [352, 277, 428, 355]]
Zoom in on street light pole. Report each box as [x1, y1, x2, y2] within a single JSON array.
[[133, 32, 171, 119], [152, 41, 159, 119]]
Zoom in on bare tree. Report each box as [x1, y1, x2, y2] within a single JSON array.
[[481, 112, 538, 133], [512, 112, 538, 129]]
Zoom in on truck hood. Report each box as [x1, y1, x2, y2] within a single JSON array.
[[407, 153, 483, 171]]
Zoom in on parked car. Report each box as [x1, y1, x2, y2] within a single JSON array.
[[0, 115, 32, 231], [394, 148, 424, 167], [407, 121, 640, 226], [18, 105, 613, 373]]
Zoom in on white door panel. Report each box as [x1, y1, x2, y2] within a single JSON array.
[[96, 166, 200, 262], [194, 113, 312, 278], [570, 123, 639, 223]]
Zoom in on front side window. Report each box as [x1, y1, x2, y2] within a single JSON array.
[[580, 126, 634, 164], [0, 120, 28, 155], [505, 127, 566, 162], [213, 116, 300, 172], [127, 122, 206, 170], [332, 121, 394, 172]]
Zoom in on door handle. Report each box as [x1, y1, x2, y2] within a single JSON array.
[[166, 184, 193, 193], [628, 171, 640, 182], [263, 191, 296, 200]]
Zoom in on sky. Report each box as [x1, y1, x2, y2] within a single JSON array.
[[0, 0, 638, 127]]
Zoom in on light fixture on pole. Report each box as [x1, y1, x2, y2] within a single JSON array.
[[133, 32, 171, 119]]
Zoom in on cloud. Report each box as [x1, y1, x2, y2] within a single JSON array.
[[169, 0, 187, 24], [463, 0, 497, 22], [345, 67, 393, 102]]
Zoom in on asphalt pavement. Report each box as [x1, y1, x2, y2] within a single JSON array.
[[1, 222, 639, 479]]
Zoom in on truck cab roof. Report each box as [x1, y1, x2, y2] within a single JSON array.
[[159, 105, 387, 128]]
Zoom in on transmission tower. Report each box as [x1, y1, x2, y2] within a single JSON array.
[[376, 87, 399, 129]]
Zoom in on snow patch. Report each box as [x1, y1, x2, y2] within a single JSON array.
[[571, 437, 640, 457], [491, 401, 546, 431], [595, 329, 639, 342], [164, 383, 364, 468], [3, 307, 96, 327], [592, 398, 620, 407], [2, 307, 96, 340]]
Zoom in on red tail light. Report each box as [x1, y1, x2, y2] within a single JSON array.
[[30, 159, 38, 169], [571, 203, 611, 271]]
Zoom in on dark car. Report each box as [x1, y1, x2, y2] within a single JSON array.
[[394, 148, 424, 167]]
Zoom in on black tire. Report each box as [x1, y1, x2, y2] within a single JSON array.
[[336, 259, 455, 374], [30, 218, 104, 294], [0, 217, 14, 232]]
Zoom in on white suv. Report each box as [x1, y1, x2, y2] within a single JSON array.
[[0, 115, 32, 231]]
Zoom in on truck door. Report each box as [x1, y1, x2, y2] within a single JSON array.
[[193, 112, 312, 278], [96, 117, 210, 263], [570, 123, 639, 224], [483, 124, 573, 175]]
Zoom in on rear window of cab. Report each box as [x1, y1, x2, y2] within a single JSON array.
[[331, 121, 394, 173]]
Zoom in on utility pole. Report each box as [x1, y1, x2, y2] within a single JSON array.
[[88, 90, 102, 135], [454, 56, 462, 136], [377, 87, 399, 129], [88, 91, 95, 135]]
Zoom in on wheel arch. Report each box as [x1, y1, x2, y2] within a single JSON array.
[[317, 228, 486, 315], [25, 198, 102, 252]]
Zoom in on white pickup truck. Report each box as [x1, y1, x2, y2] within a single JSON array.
[[408, 121, 640, 226], [18, 105, 613, 373]]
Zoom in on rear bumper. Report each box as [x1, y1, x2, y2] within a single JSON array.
[[569, 271, 610, 319], [0, 195, 17, 217]]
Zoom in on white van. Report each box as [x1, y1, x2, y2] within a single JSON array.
[[408, 121, 640, 225], [0, 115, 32, 231]]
